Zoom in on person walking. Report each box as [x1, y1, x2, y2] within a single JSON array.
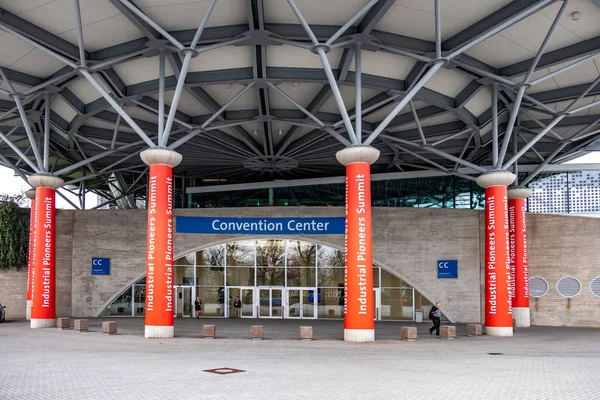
[[429, 302, 441, 336], [233, 296, 242, 318], [194, 297, 202, 319]]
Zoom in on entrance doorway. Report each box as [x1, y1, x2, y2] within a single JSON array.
[[227, 287, 255, 318], [286, 288, 316, 319], [174, 286, 193, 317], [258, 287, 283, 318], [373, 288, 381, 321]]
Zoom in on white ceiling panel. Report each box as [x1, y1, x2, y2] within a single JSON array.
[[540, 0, 600, 40], [585, 95, 600, 116], [58, 14, 145, 51], [518, 68, 560, 94], [124, 105, 160, 123], [66, 76, 110, 104], [376, 4, 472, 41], [0, 0, 58, 15], [6, 49, 65, 78], [140, 0, 247, 31], [464, 86, 491, 117], [148, 90, 209, 117], [394, 0, 513, 23], [349, 50, 416, 81], [319, 85, 378, 115], [202, 84, 258, 111], [424, 67, 473, 98], [465, 34, 535, 68], [51, 95, 77, 122], [268, 82, 323, 110], [264, 0, 373, 25], [546, 56, 600, 88], [266, 45, 343, 69], [0, 30, 35, 69], [86, 118, 128, 131], [363, 101, 399, 123], [188, 46, 253, 72], [113, 56, 176, 86]]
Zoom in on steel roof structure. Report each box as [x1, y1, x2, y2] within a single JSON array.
[[1, 0, 600, 208]]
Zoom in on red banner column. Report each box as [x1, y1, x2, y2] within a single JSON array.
[[336, 146, 380, 343], [476, 171, 516, 337], [141, 148, 182, 339], [508, 187, 532, 328], [27, 174, 64, 329], [25, 189, 36, 321]]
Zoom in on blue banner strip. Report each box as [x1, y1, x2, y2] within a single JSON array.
[[176, 216, 345, 235]]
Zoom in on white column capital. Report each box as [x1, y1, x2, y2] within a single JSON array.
[[25, 189, 36, 200], [27, 173, 64, 190], [336, 145, 380, 166], [508, 187, 532, 199], [140, 147, 182, 168], [475, 170, 515, 189]]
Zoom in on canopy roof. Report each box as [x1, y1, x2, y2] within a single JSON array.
[[0, 0, 599, 204]]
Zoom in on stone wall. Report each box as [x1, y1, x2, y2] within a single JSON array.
[[1, 206, 598, 328]]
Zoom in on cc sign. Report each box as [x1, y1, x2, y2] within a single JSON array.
[[92, 257, 110, 275], [437, 260, 458, 278]]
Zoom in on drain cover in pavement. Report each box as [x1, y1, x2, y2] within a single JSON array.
[[203, 368, 246, 375], [487, 353, 504, 355]]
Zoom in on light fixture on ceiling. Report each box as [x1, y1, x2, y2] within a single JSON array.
[[571, 11, 580, 21], [253, 129, 258, 136], [278, 128, 283, 136], [226, 83, 232, 90], [293, 82, 298, 88]]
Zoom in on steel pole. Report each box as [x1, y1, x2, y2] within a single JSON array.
[[73, 0, 86, 66], [158, 50, 165, 144], [530, 52, 600, 86], [364, 62, 443, 145], [434, 0, 442, 59], [325, 0, 378, 46], [111, 115, 121, 149], [355, 43, 362, 143], [79, 69, 155, 147], [13, 95, 44, 170], [0, 125, 40, 172], [43, 93, 51, 171], [410, 101, 427, 145], [160, 51, 193, 146], [497, 85, 526, 168], [286, 0, 320, 45], [492, 83, 499, 167], [521, 141, 570, 186], [118, 0, 184, 50]]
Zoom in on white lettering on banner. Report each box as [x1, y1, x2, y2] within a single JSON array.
[[31, 199, 38, 307], [355, 174, 367, 315], [209, 219, 331, 232], [503, 195, 512, 314], [165, 175, 173, 312], [147, 174, 156, 312], [521, 204, 529, 297], [508, 204, 516, 300], [343, 176, 348, 315], [42, 196, 53, 308], [487, 196, 497, 314]]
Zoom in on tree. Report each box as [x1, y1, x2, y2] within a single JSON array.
[[0, 194, 29, 270]]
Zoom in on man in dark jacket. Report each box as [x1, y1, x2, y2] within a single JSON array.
[[233, 296, 242, 318], [429, 302, 441, 336]]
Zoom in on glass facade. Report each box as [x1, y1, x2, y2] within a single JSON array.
[[102, 239, 432, 321], [529, 171, 600, 214]]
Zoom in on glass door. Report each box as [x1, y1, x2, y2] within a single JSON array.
[[287, 288, 316, 319], [258, 288, 283, 318], [241, 287, 255, 318], [373, 288, 381, 321], [174, 286, 193, 318]]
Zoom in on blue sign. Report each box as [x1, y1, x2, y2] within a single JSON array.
[[176, 216, 345, 235], [437, 260, 458, 279], [92, 258, 110, 275]]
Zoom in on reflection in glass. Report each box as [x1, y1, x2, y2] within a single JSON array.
[[317, 245, 344, 267], [381, 288, 414, 320], [227, 267, 255, 286], [288, 241, 316, 266], [174, 253, 194, 266], [256, 240, 285, 266], [287, 267, 316, 287], [272, 289, 282, 317], [196, 266, 224, 286], [227, 241, 255, 266], [134, 285, 145, 316], [174, 266, 194, 285], [196, 245, 224, 266], [288, 289, 300, 317], [195, 286, 222, 317], [318, 267, 344, 287], [257, 266, 285, 286], [317, 287, 344, 318], [373, 266, 379, 287], [101, 289, 131, 316], [303, 289, 315, 318], [381, 268, 409, 287], [241, 288, 254, 317], [259, 289, 270, 317]]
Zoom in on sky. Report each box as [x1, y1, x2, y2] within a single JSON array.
[[1, 152, 600, 209]]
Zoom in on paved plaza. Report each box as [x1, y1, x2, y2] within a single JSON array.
[[1, 318, 599, 400]]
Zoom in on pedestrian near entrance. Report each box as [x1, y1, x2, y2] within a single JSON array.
[[233, 296, 242, 318], [429, 302, 441, 336], [195, 297, 202, 319]]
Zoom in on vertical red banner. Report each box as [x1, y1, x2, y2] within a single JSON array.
[[26, 201, 36, 304], [509, 198, 529, 309], [344, 162, 374, 332], [484, 186, 512, 329], [31, 187, 56, 321], [145, 164, 175, 328]]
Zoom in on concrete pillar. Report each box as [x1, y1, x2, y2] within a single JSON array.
[[476, 171, 515, 337], [140, 148, 182, 339], [27, 174, 64, 329], [508, 187, 532, 328], [336, 146, 380, 343], [24, 189, 36, 321]]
